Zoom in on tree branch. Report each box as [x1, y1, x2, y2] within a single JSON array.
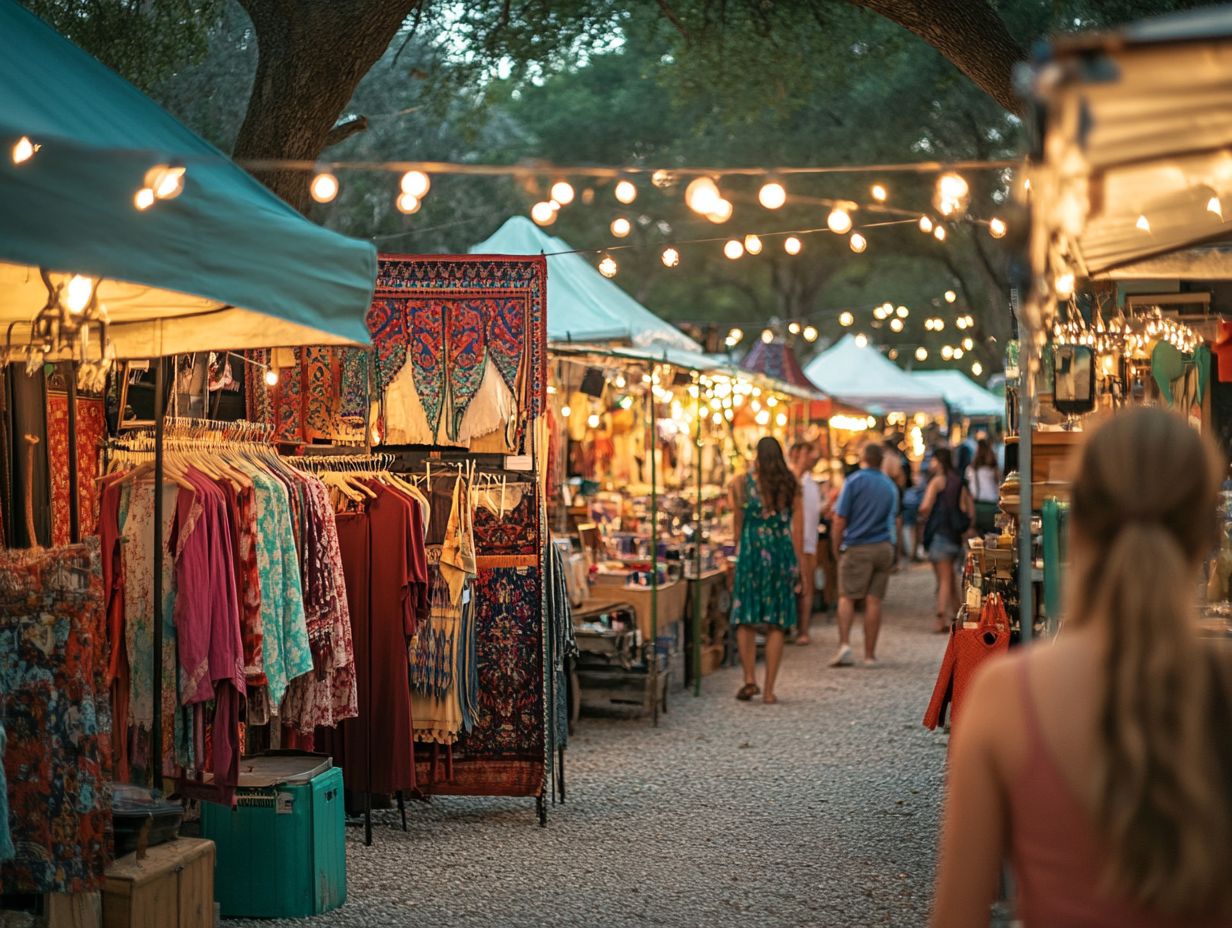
[[656, 0, 690, 41], [323, 114, 369, 149]]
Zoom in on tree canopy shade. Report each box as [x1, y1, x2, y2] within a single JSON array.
[[0, 0, 376, 357], [804, 334, 946, 415]]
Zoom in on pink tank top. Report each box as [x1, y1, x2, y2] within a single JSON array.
[[1010, 661, 1232, 928]]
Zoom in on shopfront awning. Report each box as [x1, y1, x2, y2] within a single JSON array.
[[0, 0, 376, 358], [911, 370, 1005, 419], [470, 217, 702, 352], [803, 335, 947, 415]]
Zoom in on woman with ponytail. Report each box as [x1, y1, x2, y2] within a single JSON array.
[[932, 408, 1232, 928]]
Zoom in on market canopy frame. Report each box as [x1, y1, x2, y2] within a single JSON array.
[[0, 0, 376, 359]]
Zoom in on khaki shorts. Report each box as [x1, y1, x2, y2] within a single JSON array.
[[839, 542, 895, 600]]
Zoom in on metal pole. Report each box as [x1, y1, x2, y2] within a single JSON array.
[[66, 362, 80, 543], [647, 371, 659, 726], [692, 375, 702, 697], [1017, 338, 1034, 644], [151, 357, 166, 791]]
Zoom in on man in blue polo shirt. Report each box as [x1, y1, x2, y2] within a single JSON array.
[[830, 442, 900, 667]]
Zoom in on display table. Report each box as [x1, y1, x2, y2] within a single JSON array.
[[684, 568, 730, 688], [589, 574, 688, 640]]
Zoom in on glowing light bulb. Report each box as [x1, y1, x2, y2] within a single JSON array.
[[400, 170, 431, 198], [723, 239, 745, 260], [941, 346, 954, 360], [988, 217, 1007, 238], [707, 198, 733, 223], [744, 234, 763, 255], [660, 246, 680, 268], [944, 290, 957, 303], [890, 318, 904, 333], [1055, 271, 1075, 298], [873, 305, 888, 320], [614, 180, 638, 204], [1208, 196, 1224, 219], [12, 136, 36, 164], [610, 217, 632, 238], [652, 169, 674, 188], [531, 201, 556, 225], [396, 193, 421, 214], [728, 327, 744, 344], [971, 361, 983, 377], [962, 337, 974, 351], [839, 311, 854, 327], [915, 347, 928, 362], [919, 216, 934, 233], [310, 172, 339, 203], [685, 177, 722, 215], [712, 412, 723, 425], [1136, 214, 1151, 233], [758, 181, 787, 210], [134, 187, 155, 210], [761, 329, 774, 344], [788, 322, 801, 335], [587, 413, 601, 429], [896, 305, 909, 319], [598, 254, 618, 278], [871, 183, 887, 202], [803, 325, 818, 342], [264, 368, 280, 387], [561, 404, 572, 418], [146, 165, 186, 200], [65, 275, 94, 314], [934, 225, 947, 241], [550, 180, 575, 205], [849, 232, 867, 253], [827, 207, 853, 235], [783, 236, 802, 255], [854, 333, 869, 348], [775, 412, 788, 427], [953, 348, 964, 359]]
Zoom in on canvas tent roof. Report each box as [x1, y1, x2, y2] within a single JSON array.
[[911, 370, 1004, 418], [803, 335, 946, 415], [470, 217, 701, 352], [0, 0, 375, 358]]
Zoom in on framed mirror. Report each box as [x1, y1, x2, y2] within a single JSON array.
[[1052, 345, 1096, 415]]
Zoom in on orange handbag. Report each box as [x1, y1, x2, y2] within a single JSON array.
[[923, 593, 1011, 730]]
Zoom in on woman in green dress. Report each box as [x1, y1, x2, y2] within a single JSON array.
[[730, 436, 803, 704]]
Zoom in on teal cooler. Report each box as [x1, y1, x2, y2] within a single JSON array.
[[201, 753, 346, 918]]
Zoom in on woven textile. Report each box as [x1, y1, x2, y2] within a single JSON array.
[[0, 539, 112, 893], [409, 300, 446, 440], [46, 393, 105, 544], [444, 300, 487, 441], [365, 296, 409, 394], [472, 490, 538, 557], [338, 348, 370, 420]]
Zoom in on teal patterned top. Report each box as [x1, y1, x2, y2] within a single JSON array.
[[731, 473, 799, 629]]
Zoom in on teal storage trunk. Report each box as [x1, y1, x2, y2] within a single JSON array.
[[200, 754, 346, 918]]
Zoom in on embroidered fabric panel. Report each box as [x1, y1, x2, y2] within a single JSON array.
[[485, 297, 527, 397], [472, 491, 538, 556], [409, 299, 446, 440], [444, 299, 487, 441], [0, 539, 112, 893], [46, 393, 105, 544], [338, 349, 370, 421], [366, 297, 409, 394]]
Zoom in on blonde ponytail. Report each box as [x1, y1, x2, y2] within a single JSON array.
[[1069, 409, 1232, 916]]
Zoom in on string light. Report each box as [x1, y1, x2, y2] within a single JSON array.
[[758, 181, 787, 209], [531, 201, 556, 225], [962, 337, 974, 351], [934, 172, 970, 216], [783, 236, 802, 255], [614, 179, 638, 204], [944, 290, 957, 303], [561, 404, 572, 418], [933, 225, 947, 241], [728, 327, 744, 344], [971, 361, 983, 377], [264, 368, 280, 387], [310, 171, 339, 203], [761, 329, 774, 343], [953, 347, 964, 359], [871, 183, 887, 202], [915, 347, 928, 362], [744, 234, 763, 255], [610, 217, 632, 237], [839, 311, 854, 327], [854, 333, 869, 348], [64, 276, 95, 314], [1136, 214, 1151, 233], [918, 215, 934, 233], [133, 187, 156, 210], [1055, 271, 1075, 298], [988, 217, 1007, 238], [598, 254, 618, 278], [803, 325, 818, 342], [723, 239, 745, 260], [146, 165, 186, 200], [550, 180, 575, 205], [400, 170, 431, 198], [685, 177, 722, 215], [660, 246, 680, 268], [896, 305, 909, 319], [890, 318, 904, 333], [12, 136, 37, 165], [941, 345, 954, 360], [396, 193, 421, 214], [788, 322, 801, 335], [827, 207, 853, 235], [587, 413, 601, 428], [849, 232, 867, 253], [1209, 196, 1223, 219], [712, 411, 723, 425], [652, 169, 675, 188], [707, 198, 733, 223]]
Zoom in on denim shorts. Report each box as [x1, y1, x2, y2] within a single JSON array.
[[927, 534, 963, 563]]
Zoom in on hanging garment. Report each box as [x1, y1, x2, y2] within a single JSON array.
[[45, 392, 105, 546], [411, 300, 447, 440], [0, 722, 12, 863], [924, 594, 1011, 731], [337, 348, 370, 421], [0, 539, 111, 893], [410, 559, 463, 745], [545, 542, 577, 751], [443, 300, 486, 442]]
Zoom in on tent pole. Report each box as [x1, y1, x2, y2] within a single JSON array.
[[66, 362, 80, 544], [693, 374, 702, 697], [1017, 333, 1034, 644], [151, 357, 166, 791], [648, 373, 659, 726]]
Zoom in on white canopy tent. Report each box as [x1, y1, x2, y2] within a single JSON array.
[[804, 335, 946, 415], [911, 370, 1004, 419], [470, 217, 701, 352]]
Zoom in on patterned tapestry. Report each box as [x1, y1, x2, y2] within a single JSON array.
[[46, 392, 105, 544], [0, 538, 112, 893], [472, 490, 538, 557]]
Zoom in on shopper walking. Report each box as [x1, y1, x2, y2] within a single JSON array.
[[932, 408, 1232, 928], [788, 439, 823, 645], [829, 443, 899, 667], [967, 436, 1000, 536], [919, 447, 973, 632], [730, 437, 802, 704]]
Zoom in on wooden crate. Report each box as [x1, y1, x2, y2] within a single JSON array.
[[102, 838, 214, 928]]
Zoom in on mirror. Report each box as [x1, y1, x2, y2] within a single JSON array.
[[1052, 345, 1096, 415], [576, 522, 604, 567]]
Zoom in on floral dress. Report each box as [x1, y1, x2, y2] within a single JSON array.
[[731, 473, 798, 629]]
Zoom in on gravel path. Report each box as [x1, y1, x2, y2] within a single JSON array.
[[230, 563, 951, 928]]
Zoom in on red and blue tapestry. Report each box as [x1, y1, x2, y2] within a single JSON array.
[[472, 491, 539, 557], [444, 299, 487, 441], [409, 299, 446, 441]]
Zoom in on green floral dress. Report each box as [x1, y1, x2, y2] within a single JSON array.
[[731, 473, 798, 629]]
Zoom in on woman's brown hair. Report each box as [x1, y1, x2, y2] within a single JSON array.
[[1069, 408, 1232, 916], [754, 436, 798, 515]]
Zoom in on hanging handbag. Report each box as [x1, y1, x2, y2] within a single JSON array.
[[923, 593, 1011, 731]]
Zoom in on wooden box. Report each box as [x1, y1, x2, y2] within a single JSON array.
[[589, 575, 688, 639], [102, 838, 214, 928], [1031, 430, 1083, 485]]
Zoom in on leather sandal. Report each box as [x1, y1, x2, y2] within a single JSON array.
[[736, 682, 761, 701]]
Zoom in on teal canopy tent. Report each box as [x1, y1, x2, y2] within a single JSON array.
[[910, 370, 1004, 419], [804, 334, 946, 415], [0, 0, 375, 358], [471, 217, 702, 352]]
